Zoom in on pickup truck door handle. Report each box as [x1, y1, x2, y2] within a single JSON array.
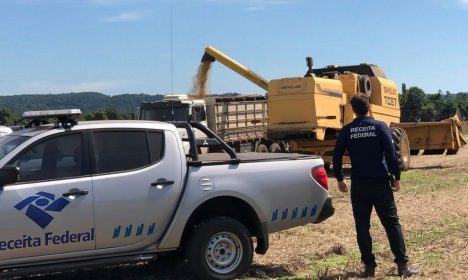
[[151, 178, 174, 189], [63, 189, 89, 198]]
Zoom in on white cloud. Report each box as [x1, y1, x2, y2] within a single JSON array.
[[457, 0, 468, 7], [253, 0, 296, 4], [89, 0, 153, 6], [204, 0, 294, 3], [91, 0, 118, 5], [101, 11, 147, 22], [19, 80, 127, 94], [244, 6, 265, 11], [203, 0, 297, 10]]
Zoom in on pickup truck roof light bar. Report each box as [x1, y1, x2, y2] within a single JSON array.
[[22, 109, 82, 129]]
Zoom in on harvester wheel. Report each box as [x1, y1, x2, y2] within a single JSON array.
[[390, 127, 411, 171]]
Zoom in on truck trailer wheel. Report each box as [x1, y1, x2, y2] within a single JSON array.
[[269, 143, 282, 153], [186, 217, 253, 280], [390, 127, 411, 171], [256, 144, 268, 153]]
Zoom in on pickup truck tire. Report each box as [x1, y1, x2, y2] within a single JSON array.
[[186, 217, 253, 280], [390, 127, 411, 171]]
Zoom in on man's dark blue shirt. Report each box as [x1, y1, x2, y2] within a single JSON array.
[[332, 116, 401, 182]]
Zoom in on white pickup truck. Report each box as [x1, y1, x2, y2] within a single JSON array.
[[0, 109, 334, 280]]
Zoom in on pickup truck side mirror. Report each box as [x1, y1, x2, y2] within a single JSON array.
[[0, 165, 20, 188]]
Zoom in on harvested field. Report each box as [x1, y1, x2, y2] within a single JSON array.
[[248, 145, 468, 280], [33, 145, 468, 280]]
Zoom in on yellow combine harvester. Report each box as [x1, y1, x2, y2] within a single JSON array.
[[201, 46, 466, 170]]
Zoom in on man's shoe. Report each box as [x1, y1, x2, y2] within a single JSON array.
[[363, 264, 376, 277], [397, 263, 419, 278]]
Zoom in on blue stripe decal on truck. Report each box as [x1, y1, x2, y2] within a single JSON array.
[[281, 209, 288, 220], [270, 205, 318, 222], [301, 207, 308, 218], [112, 226, 121, 239], [124, 225, 133, 237], [271, 209, 278, 221], [136, 224, 145, 237], [310, 205, 318, 217], [147, 223, 156, 235], [291, 208, 298, 219], [112, 223, 156, 239]]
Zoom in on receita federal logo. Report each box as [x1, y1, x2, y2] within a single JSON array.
[[14, 191, 70, 229]]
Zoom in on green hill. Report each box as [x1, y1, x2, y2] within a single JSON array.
[[0, 92, 164, 113]]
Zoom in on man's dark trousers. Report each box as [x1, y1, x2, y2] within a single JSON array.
[[351, 179, 409, 266]]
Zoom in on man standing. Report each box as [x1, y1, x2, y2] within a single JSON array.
[[332, 94, 418, 278]]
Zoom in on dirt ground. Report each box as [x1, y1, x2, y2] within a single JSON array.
[[248, 146, 468, 280], [31, 144, 468, 280]]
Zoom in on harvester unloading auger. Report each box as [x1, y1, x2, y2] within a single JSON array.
[[201, 46, 269, 93], [200, 45, 466, 170]]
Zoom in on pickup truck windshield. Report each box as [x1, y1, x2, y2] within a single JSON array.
[[0, 135, 30, 160]]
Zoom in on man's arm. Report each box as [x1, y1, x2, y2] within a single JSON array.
[[380, 123, 401, 181], [332, 128, 347, 182]]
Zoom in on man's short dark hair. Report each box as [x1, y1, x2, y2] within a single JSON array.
[[350, 94, 370, 116]]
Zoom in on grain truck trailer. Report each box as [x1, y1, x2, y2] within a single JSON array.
[[139, 95, 287, 153]]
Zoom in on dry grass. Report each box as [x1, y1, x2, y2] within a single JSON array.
[[246, 146, 468, 280], [32, 146, 468, 280]]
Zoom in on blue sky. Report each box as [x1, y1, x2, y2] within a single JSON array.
[[1, 0, 467, 96]]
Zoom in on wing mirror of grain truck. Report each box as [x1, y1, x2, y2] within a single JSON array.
[[192, 105, 207, 122]]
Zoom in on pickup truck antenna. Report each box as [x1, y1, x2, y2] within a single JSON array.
[[170, 6, 175, 121], [170, 6, 174, 96]]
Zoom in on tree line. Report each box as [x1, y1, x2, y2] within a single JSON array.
[[0, 92, 163, 126], [0, 107, 136, 127], [400, 87, 467, 122], [0, 92, 165, 113]]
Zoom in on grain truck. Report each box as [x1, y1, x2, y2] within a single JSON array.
[[139, 94, 287, 153]]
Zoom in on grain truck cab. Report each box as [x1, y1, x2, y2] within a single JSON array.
[[139, 95, 208, 154], [139, 95, 207, 124]]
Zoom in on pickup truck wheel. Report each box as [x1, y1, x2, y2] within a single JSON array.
[[186, 217, 253, 280]]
